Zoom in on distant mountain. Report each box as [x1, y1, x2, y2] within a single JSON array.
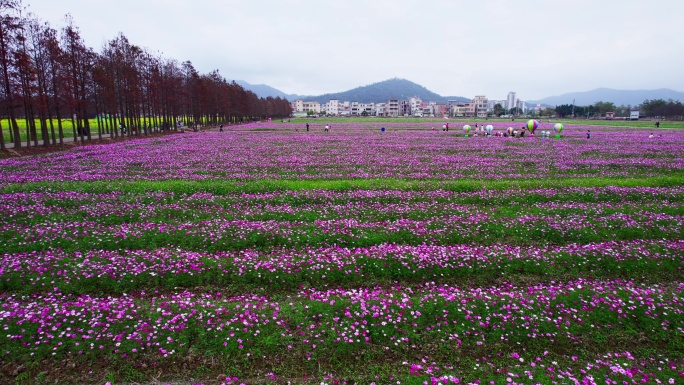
[[301, 78, 469, 104], [233, 80, 293, 99], [535, 88, 684, 107], [234, 78, 469, 104], [234, 80, 683, 107]]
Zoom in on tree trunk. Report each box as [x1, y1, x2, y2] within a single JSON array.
[[48, 114, 56, 146], [0, 118, 5, 150]]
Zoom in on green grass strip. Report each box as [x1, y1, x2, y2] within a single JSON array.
[[3, 174, 684, 194]]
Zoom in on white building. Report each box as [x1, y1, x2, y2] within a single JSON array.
[[387, 99, 399, 117], [516, 99, 526, 113], [473, 95, 489, 117], [375, 103, 386, 116], [409, 97, 423, 115], [339, 101, 351, 116], [361, 103, 375, 115], [293, 100, 321, 114], [323, 99, 339, 116], [507, 92, 517, 111]]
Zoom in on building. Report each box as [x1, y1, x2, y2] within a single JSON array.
[[350, 102, 361, 116], [516, 99, 526, 113], [399, 100, 411, 116], [387, 99, 399, 117], [361, 103, 375, 116], [375, 103, 387, 116], [409, 97, 423, 116], [473, 95, 489, 118], [323, 100, 339, 116], [507, 92, 517, 111], [293, 100, 321, 114]]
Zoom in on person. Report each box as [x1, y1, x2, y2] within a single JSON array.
[[324, 124, 329, 132], [655, 121, 660, 128], [306, 123, 309, 132], [442, 124, 446, 131], [587, 130, 591, 139], [446, 122, 449, 131], [219, 124, 224, 132], [649, 133, 654, 139]]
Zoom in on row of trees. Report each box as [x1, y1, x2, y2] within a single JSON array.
[[0, 0, 292, 150], [554, 99, 684, 119], [640, 99, 684, 119]]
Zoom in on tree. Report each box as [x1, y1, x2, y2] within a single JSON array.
[[593, 101, 616, 117], [62, 15, 94, 143], [0, 0, 23, 149], [641, 99, 684, 119], [542, 107, 556, 118], [492, 103, 505, 117], [555, 104, 574, 118]]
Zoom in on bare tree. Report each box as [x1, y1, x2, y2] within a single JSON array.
[[0, 0, 23, 149]]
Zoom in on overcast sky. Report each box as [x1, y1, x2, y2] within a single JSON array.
[[24, 0, 684, 100]]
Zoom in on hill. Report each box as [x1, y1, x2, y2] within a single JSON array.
[[301, 78, 469, 104], [233, 80, 292, 99], [536, 88, 684, 107], [234, 78, 469, 104], [233, 79, 684, 108]]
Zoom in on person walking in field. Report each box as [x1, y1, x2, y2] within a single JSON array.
[[306, 123, 309, 132]]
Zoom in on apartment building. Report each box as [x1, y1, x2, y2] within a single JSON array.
[[375, 103, 386, 116], [507, 92, 517, 111], [473, 95, 488, 118], [387, 99, 399, 117], [293, 100, 322, 114], [323, 99, 340, 115], [400, 100, 411, 116]]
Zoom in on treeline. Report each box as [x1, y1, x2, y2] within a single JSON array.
[[0, 0, 292, 150], [640, 99, 684, 119], [554, 99, 684, 119]]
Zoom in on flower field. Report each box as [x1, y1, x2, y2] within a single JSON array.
[[1, 121, 683, 384]]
